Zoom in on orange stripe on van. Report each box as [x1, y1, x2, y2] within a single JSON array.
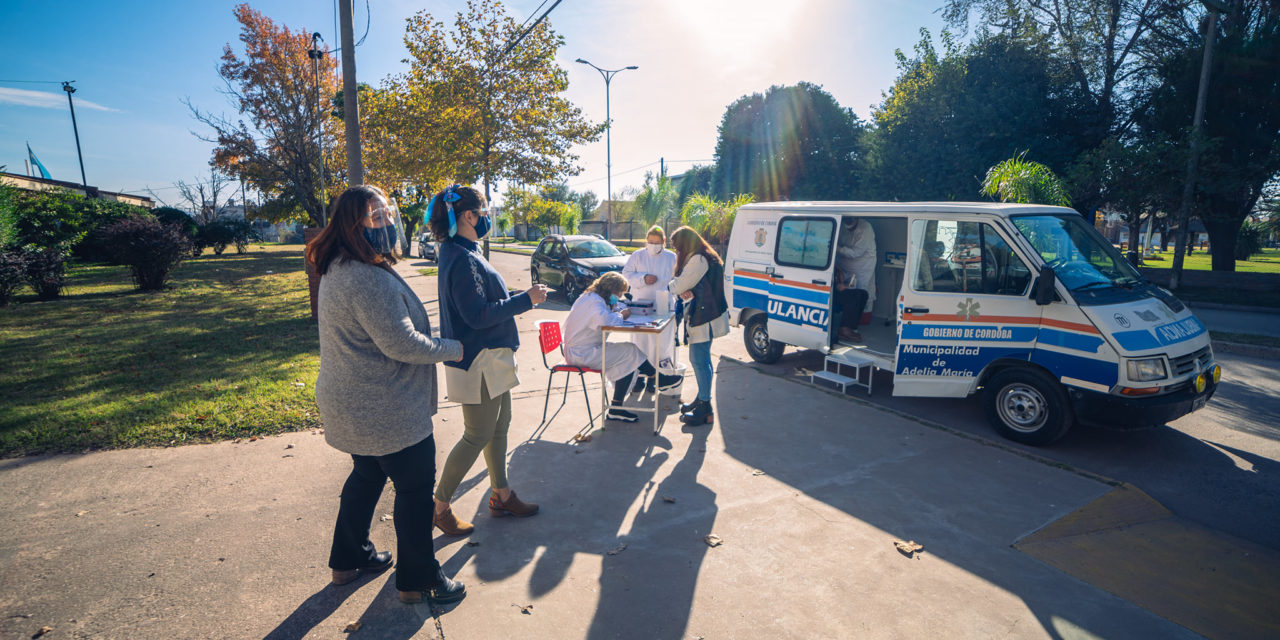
[[901, 312, 1099, 335]]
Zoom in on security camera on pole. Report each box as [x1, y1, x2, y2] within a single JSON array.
[[575, 59, 637, 242]]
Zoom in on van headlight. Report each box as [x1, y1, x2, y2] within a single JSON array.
[[1126, 357, 1168, 382]]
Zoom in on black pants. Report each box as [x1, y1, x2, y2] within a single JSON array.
[[834, 288, 869, 329], [329, 434, 442, 591], [613, 361, 656, 404]]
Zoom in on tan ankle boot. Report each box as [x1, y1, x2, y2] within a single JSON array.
[[488, 490, 539, 518], [433, 504, 475, 536]]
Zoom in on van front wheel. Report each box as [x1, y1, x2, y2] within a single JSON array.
[[983, 369, 1072, 446], [744, 315, 785, 364]]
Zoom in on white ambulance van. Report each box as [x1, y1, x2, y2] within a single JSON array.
[[726, 202, 1220, 445]]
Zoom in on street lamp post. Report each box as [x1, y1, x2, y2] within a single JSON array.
[[62, 81, 88, 190], [575, 58, 637, 241], [309, 33, 328, 226]]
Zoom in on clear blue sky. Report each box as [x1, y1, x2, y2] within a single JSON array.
[[1, 0, 948, 207]]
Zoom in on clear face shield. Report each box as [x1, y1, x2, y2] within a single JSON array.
[[364, 198, 406, 256]]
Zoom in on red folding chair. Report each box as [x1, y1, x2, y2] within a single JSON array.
[[536, 319, 602, 430]]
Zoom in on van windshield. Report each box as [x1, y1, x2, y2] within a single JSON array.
[[1010, 214, 1143, 291]]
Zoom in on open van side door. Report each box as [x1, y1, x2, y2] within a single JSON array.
[[765, 215, 838, 350], [895, 216, 1041, 397]]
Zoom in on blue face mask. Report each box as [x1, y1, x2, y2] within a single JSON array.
[[364, 226, 397, 254], [608, 294, 618, 306], [472, 212, 491, 239]]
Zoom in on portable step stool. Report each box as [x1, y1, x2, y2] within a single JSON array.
[[811, 349, 877, 395]]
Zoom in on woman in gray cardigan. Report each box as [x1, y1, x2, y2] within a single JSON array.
[[306, 185, 466, 606]]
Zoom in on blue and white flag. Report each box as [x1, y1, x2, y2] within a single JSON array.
[[27, 143, 51, 180]]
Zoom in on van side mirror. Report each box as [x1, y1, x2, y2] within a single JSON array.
[[1033, 265, 1056, 306]]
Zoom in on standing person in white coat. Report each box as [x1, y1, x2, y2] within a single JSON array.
[[834, 217, 877, 343], [562, 272, 683, 423], [621, 225, 678, 388]]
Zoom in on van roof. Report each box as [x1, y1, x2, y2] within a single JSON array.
[[738, 201, 1079, 218]]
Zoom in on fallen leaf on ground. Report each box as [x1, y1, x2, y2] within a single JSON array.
[[512, 604, 533, 615], [249, 436, 259, 442], [33, 626, 53, 638], [662, 496, 676, 503], [379, 514, 392, 522], [343, 621, 362, 632], [751, 469, 766, 476], [704, 534, 723, 547], [466, 540, 480, 547], [572, 434, 592, 443], [75, 510, 88, 517], [894, 539, 924, 558], [285, 444, 294, 449], [794, 367, 814, 376], [282, 454, 293, 458], [607, 544, 627, 556]]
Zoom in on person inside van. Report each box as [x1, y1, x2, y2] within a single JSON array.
[[834, 217, 877, 343]]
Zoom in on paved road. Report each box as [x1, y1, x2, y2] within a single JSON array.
[[465, 248, 1280, 551], [1190, 305, 1280, 338]]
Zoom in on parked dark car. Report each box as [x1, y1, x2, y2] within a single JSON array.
[[531, 234, 628, 302], [416, 231, 437, 261]]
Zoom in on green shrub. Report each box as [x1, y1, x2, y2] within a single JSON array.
[[12, 191, 85, 252], [0, 250, 26, 305], [102, 215, 192, 291], [74, 199, 149, 262], [24, 248, 67, 300], [1237, 221, 1263, 260], [198, 218, 253, 255]]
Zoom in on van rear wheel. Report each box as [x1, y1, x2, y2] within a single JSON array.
[[983, 368, 1072, 446], [744, 315, 785, 364]]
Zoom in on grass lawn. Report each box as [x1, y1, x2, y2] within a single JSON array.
[[1139, 247, 1280, 273], [0, 245, 320, 457]]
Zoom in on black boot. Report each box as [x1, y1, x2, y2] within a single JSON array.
[[680, 400, 713, 425]]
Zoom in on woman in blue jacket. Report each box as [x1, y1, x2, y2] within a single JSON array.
[[430, 185, 549, 536]]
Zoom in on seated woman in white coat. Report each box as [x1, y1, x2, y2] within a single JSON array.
[[621, 225, 678, 389], [562, 272, 683, 423]]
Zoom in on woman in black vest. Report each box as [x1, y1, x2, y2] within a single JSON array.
[[668, 226, 729, 425]]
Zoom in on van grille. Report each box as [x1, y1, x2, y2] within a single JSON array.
[[1169, 346, 1211, 377]]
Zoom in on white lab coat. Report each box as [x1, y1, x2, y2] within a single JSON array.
[[623, 247, 677, 304], [562, 291, 646, 382], [835, 219, 877, 307], [622, 246, 678, 365]]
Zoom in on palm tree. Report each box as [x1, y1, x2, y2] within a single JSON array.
[[634, 173, 680, 228], [980, 151, 1072, 206]]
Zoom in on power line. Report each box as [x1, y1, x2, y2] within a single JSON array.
[[354, 0, 370, 47], [496, 0, 563, 63], [517, 0, 552, 32]]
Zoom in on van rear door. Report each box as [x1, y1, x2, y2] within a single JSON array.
[[765, 215, 838, 350], [895, 216, 1040, 397]]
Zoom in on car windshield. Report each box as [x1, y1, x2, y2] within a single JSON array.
[[1011, 214, 1143, 290], [567, 239, 623, 258]]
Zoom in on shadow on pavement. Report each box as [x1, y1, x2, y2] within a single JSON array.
[[262, 579, 373, 640], [710, 356, 1196, 638]]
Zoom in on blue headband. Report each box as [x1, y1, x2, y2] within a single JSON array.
[[443, 184, 462, 237]]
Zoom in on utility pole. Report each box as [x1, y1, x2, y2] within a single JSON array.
[[62, 81, 88, 191], [310, 32, 329, 225], [1171, 1, 1229, 289], [339, 0, 363, 185]]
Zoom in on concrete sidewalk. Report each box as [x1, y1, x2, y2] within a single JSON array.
[[0, 259, 1269, 639], [0, 353, 1203, 639]]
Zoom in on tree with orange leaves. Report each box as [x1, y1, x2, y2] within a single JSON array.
[[189, 3, 339, 227]]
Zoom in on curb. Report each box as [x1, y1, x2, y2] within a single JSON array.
[[1212, 339, 1280, 361], [1187, 300, 1280, 315]]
